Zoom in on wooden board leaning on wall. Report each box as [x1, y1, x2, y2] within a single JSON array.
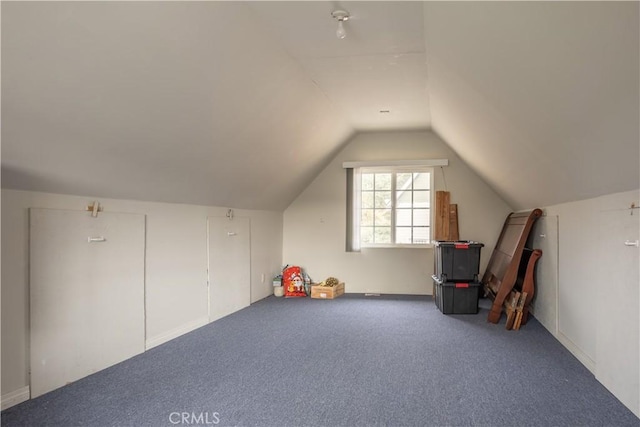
[[435, 191, 459, 241]]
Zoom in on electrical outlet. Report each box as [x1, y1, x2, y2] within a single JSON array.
[[261, 273, 265, 283]]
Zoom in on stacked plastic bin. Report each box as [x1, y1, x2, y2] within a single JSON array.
[[432, 241, 484, 314]]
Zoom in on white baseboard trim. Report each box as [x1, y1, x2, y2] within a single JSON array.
[[145, 316, 209, 350], [1, 386, 30, 410], [557, 331, 596, 373]]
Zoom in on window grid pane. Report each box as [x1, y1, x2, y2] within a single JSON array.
[[361, 227, 374, 244], [413, 209, 429, 226], [413, 227, 430, 244], [413, 190, 429, 208], [396, 191, 412, 207], [396, 209, 412, 226], [361, 209, 374, 226], [396, 227, 412, 244], [362, 174, 374, 191], [413, 173, 430, 190], [374, 227, 391, 243], [375, 209, 392, 226], [374, 173, 392, 190], [375, 191, 391, 208], [360, 170, 431, 246], [362, 191, 374, 209]]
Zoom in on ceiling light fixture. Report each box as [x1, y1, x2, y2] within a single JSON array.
[[331, 10, 350, 39]]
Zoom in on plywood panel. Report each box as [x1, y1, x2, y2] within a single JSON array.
[[448, 204, 459, 241], [435, 191, 450, 241]]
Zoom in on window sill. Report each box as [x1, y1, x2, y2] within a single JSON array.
[[361, 244, 434, 249]]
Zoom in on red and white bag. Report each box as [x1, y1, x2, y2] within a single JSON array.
[[282, 266, 306, 297]]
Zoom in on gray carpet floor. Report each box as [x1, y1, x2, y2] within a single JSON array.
[[2, 294, 638, 426]]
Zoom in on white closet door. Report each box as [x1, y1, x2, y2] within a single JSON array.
[[208, 216, 251, 322], [596, 208, 639, 416], [30, 208, 145, 398]]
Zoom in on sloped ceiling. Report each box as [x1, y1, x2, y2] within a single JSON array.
[[1, 2, 357, 210], [248, 1, 430, 131], [424, 2, 639, 209], [2, 2, 638, 211]]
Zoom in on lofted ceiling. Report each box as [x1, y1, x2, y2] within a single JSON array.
[[2, 2, 638, 211], [249, 1, 431, 131]]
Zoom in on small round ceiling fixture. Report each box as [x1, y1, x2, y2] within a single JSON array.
[[331, 10, 350, 39]]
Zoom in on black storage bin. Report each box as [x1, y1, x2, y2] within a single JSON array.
[[432, 275, 480, 314], [434, 241, 484, 282]]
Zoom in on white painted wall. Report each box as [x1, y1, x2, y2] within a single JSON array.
[[541, 189, 640, 416], [4, 175, 636, 416], [528, 216, 559, 336], [283, 130, 512, 294], [1, 189, 283, 404]]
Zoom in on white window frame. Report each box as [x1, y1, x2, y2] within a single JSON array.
[[354, 165, 434, 249], [344, 159, 447, 252], [342, 159, 449, 252]]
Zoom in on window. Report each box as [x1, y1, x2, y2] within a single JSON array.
[[344, 159, 446, 251], [355, 167, 432, 247]]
